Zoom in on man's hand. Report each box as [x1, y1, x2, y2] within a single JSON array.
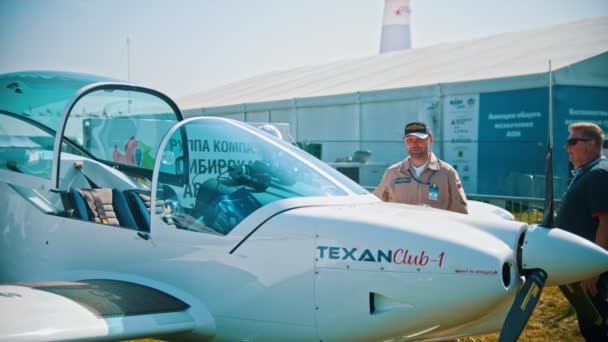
[[581, 275, 600, 297], [584, 216, 608, 297]]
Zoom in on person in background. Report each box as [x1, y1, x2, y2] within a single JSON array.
[[374, 121, 468, 214], [556, 122, 608, 341]]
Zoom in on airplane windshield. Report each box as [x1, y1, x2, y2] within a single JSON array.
[[0, 71, 117, 132], [0, 71, 183, 187], [1, 71, 368, 237], [64, 88, 178, 172], [155, 118, 367, 235]]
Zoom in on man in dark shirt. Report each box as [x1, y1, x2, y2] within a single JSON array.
[[556, 122, 608, 341]]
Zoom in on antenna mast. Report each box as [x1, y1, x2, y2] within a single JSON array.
[[549, 60, 553, 148], [541, 60, 555, 228], [126, 36, 131, 81]]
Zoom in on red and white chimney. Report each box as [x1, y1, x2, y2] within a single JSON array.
[[379, 0, 412, 53]]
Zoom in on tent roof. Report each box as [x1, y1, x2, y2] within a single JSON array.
[[178, 16, 608, 110]]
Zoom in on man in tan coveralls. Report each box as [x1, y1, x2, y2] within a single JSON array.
[[373, 121, 468, 214]]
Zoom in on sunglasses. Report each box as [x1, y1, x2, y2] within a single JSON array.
[[566, 138, 592, 146]]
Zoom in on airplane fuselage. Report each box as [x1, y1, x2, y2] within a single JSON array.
[[1, 180, 529, 341]]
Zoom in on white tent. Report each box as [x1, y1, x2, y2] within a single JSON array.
[[179, 16, 608, 109], [178, 17, 608, 195]]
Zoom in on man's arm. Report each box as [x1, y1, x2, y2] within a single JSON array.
[[596, 214, 608, 250], [372, 169, 390, 202], [446, 167, 468, 214], [581, 215, 608, 297]]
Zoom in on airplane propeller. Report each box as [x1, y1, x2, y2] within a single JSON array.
[[499, 268, 547, 342], [499, 197, 552, 342], [497, 155, 554, 342], [497, 173, 553, 341], [499, 64, 554, 342]]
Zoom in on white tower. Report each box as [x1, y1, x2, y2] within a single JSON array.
[[379, 0, 412, 53]]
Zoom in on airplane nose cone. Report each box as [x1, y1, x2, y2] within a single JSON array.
[[521, 225, 608, 286]]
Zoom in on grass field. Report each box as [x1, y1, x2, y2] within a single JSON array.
[[461, 286, 583, 342]]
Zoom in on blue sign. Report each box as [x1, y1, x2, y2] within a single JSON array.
[[553, 86, 608, 196], [478, 88, 549, 196]]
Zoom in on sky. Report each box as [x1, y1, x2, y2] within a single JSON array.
[[1, 0, 607, 100]]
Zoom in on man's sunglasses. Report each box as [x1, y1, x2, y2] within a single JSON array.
[[566, 138, 592, 146]]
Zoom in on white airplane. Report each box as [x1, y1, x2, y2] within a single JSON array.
[[1, 71, 607, 342]]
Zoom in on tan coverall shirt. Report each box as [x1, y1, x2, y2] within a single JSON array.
[[373, 152, 468, 214]]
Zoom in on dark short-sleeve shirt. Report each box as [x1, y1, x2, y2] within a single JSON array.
[[556, 157, 608, 242]]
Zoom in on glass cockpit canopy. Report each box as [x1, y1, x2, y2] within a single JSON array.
[[0, 71, 182, 184], [0, 70, 119, 132], [153, 117, 369, 235], [1, 71, 369, 235]]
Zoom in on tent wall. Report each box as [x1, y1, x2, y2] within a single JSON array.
[[185, 85, 440, 165], [477, 88, 550, 196], [181, 56, 608, 195], [554, 53, 608, 87]]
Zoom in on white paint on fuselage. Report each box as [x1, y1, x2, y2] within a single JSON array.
[[0, 179, 527, 341]]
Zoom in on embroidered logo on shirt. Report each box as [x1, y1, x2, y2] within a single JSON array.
[[455, 178, 463, 189], [395, 176, 412, 184]]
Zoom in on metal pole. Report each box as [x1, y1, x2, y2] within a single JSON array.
[[541, 60, 555, 227], [548, 60, 553, 148], [126, 36, 131, 81]]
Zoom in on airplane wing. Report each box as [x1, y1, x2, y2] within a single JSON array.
[[0, 279, 207, 342]]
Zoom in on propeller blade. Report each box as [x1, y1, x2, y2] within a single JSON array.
[[541, 60, 555, 228], [499, 269, 547, 342], [540, 146, 554, 228]]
